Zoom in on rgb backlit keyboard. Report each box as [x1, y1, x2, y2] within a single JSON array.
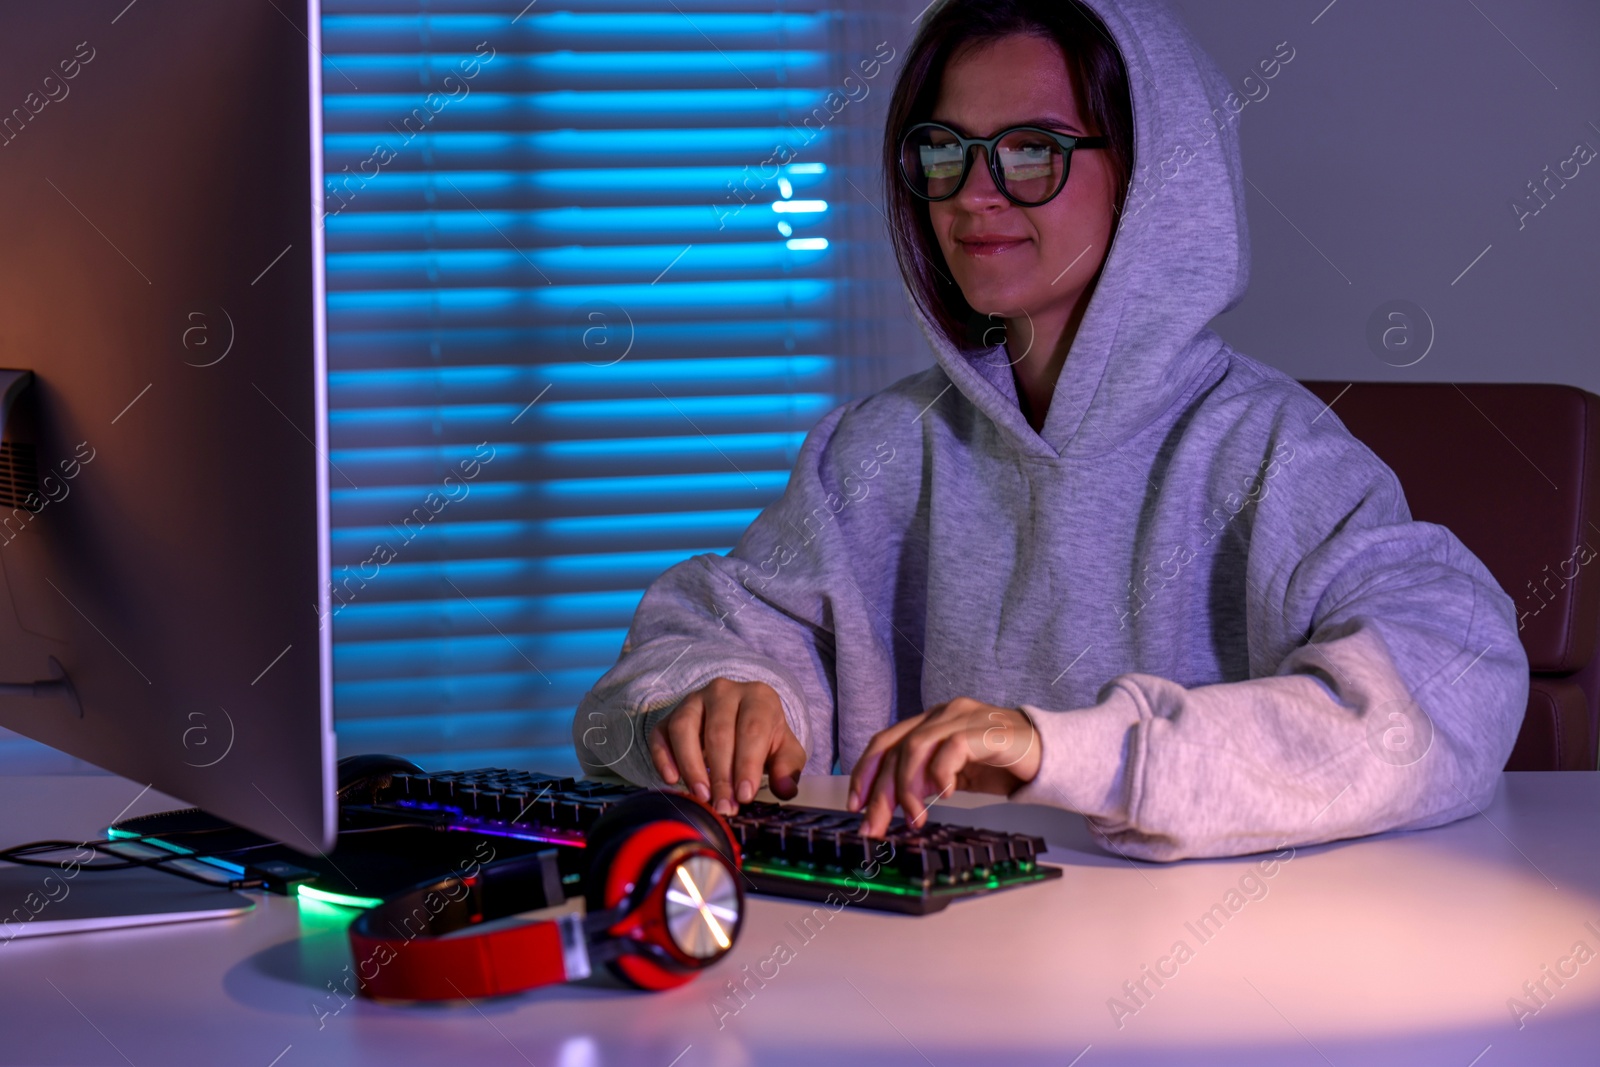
[[349, 767, 1060, 915]]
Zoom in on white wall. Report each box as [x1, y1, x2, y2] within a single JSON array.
[[1174, 0, 1600, 391]]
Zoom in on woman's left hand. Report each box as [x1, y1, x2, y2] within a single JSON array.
[[846, 697, 1042, 837]]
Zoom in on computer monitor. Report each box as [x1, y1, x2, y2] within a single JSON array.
[[0, 2, 336, 849]]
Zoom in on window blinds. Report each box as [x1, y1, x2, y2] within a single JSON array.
[[319, 1, 912, 773]]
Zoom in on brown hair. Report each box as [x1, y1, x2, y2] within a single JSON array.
[[881, 0, 1134, 352]]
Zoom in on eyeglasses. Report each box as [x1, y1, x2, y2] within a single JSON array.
[[897, 121, 1109, 207]]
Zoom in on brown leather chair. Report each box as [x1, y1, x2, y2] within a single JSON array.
[[1300, 382, 1600, 771]]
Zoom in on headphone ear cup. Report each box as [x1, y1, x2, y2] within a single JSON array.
[[583, 791, 742, 991], [585, 790, 737, 890]]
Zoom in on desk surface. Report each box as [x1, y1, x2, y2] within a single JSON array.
[[1, 772, 1597, 1066]]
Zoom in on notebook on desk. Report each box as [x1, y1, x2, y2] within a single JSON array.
[[0, 865, 254, 941]]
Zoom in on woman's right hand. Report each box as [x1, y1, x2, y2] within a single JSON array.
[[647, 677, 806, 815]]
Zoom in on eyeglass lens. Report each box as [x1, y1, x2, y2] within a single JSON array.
[[902, 127, 1066, 204]]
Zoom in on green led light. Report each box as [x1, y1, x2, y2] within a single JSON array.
[[297, 884, 383, 909], [742, 863, 925, 897], [741, 861, 1039, 898]]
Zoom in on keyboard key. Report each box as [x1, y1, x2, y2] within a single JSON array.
[[939, 842, 974, 881], [894, 846, 943, 883]]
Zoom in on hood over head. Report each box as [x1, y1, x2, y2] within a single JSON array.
[[905, 0, 1253, 460]]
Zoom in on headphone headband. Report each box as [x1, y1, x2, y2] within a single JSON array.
[[347, 794, 743, 1001]]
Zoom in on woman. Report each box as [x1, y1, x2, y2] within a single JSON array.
[[572, 0, 1527, 860]]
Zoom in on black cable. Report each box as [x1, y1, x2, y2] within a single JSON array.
[[0, 838, 279, 889], [0, 840, 264, 890], [0, 838, 272, 869], [0, 822, 425, 890], [0, 821, 425, 865]]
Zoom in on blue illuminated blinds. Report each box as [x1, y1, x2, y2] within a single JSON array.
[[318, 1, 912, 773]]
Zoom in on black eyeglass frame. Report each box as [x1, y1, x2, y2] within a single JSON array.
[[897, 121, 1110, 207]]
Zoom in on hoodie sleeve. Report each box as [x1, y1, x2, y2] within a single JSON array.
[[1006, 417, 1529, 862], [571, 400, 902, 787]]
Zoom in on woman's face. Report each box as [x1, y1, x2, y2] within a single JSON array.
[[925, 33, 1120, 355]]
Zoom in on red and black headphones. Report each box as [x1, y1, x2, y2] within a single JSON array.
[[347, 792, 744, 1000]]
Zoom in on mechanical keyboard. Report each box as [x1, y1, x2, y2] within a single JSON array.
[[347, 766, 1060, 915]]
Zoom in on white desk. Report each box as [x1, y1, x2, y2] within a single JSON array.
[[1, 772, 1597, 1066]]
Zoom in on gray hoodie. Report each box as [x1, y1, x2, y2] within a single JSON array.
[[571, 0, 1527, 861]]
